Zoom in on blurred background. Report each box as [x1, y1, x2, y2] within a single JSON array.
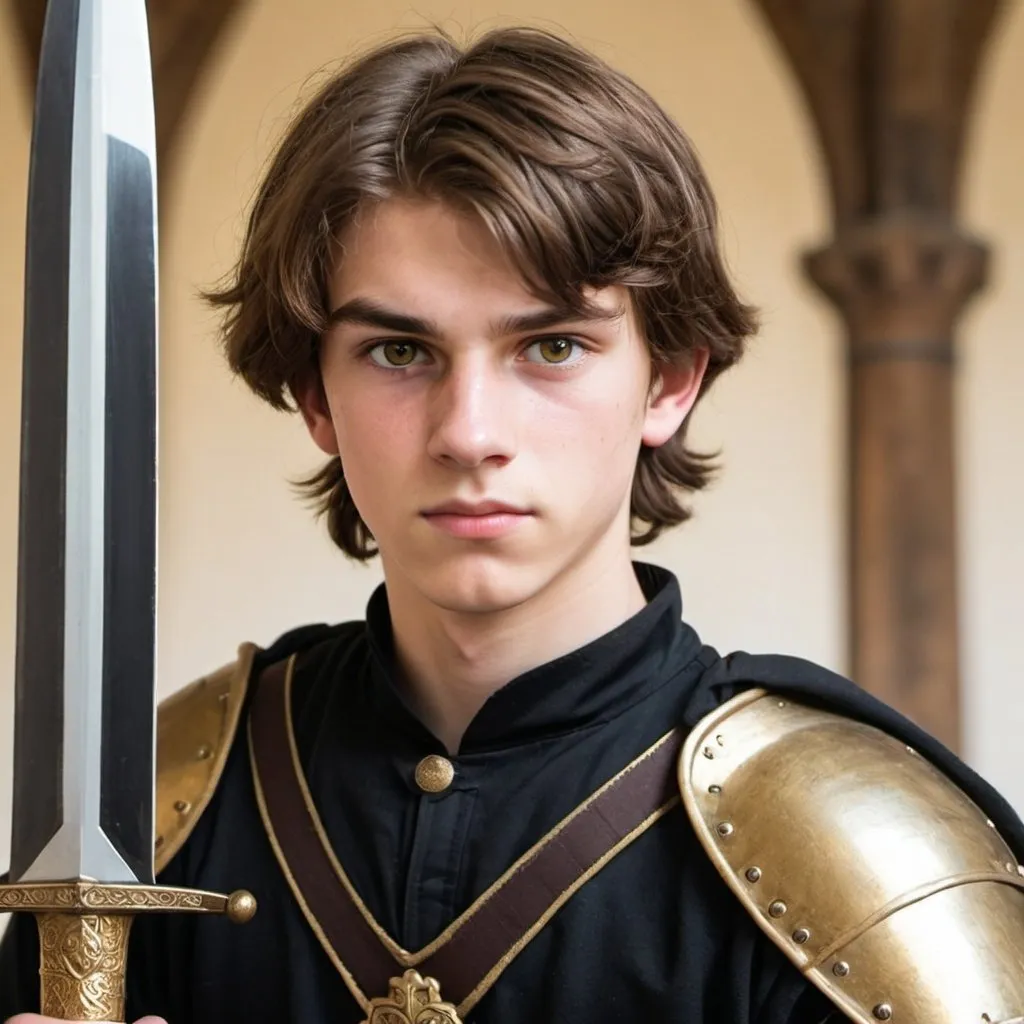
[[0, 0, 1022, 876]]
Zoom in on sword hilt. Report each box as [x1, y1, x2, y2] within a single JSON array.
[[0, 880, 256, 1021]]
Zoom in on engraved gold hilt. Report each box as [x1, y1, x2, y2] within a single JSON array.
[[0, 880, 256, 1021]]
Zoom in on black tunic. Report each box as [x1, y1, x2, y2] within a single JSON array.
[[1, 562, 1020, 1023]]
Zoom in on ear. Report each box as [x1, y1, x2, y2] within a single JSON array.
[[641, 348, 710, 448], [294, 371, 341, 456]]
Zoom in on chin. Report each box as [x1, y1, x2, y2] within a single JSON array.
[[413, 552, 547, 615]]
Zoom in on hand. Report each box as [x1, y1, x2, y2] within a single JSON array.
[[6, 1017, 166, 1024]]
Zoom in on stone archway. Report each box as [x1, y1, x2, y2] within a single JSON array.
[[7, 0, 248, 186], [749, 0, 1007, 749]]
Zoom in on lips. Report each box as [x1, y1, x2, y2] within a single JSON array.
[[422, 500, 531, 517], [421, 502, 532, 539]]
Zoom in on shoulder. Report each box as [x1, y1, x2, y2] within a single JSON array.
[[679, 687, 1024, 1023], [155, 643, 258, 873], [154, 620, 364, 874]]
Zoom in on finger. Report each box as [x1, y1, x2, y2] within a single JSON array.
[[5, 1018, 117, 1024], [4, 1016, 113, 1024], [5, 1017, 166, 1024]]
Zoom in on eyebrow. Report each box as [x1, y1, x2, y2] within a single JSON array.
[[325, 297, 623, 338]]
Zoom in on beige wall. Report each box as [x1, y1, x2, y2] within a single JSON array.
[[959, 6, 1024, 803], [0, 0, 29, 873], [0, 0, 1020, 877]]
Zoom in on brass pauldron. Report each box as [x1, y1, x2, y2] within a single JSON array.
[[679, 689, 1024, 1024], [154, 643, 256, 872]]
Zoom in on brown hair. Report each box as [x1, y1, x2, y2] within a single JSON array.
[[205, 25, 758, 560]]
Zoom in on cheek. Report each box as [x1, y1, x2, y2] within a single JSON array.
[[522, 379, 645, 505], [530, 369, 646, 458], [331, 393, 419, 505]]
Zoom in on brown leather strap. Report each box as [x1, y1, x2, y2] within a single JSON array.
[[249, 654, 682, 1014]]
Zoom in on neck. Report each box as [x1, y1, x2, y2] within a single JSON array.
[[381, 544, 648, 754]]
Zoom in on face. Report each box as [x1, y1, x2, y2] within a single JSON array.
[[298, 197, 707, 614]]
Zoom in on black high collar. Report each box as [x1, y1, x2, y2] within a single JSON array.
[[363, 561, 704, 753]]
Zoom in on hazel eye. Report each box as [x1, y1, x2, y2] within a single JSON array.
[[526, 337, 583, 365], [368, 341, 424, 368]]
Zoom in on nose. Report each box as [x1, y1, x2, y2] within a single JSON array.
[[425, 355, 515, 469]]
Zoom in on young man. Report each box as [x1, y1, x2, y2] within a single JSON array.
[[4, 25, 1024, 1024]]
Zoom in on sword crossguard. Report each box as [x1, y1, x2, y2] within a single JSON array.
[[0, 879, 256, 1021]]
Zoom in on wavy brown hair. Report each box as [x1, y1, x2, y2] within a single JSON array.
[[205, 26, 758, 560]]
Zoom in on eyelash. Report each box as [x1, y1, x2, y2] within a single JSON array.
[[360, 336, 589, 372]]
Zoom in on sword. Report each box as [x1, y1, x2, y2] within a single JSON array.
[[0, 1, 254, 1019]]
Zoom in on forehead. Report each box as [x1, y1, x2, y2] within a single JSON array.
[[331, 197, 527, 299], [328, 197, 627, 325]]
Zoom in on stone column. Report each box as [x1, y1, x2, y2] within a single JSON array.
[[750, 0, 1005, 748]]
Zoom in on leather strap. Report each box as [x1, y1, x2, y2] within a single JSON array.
[[249, 653, 682, 1016]]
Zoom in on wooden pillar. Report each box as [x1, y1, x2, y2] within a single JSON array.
[[750, 0, 1005, 749], [8, 0, 247, 185]]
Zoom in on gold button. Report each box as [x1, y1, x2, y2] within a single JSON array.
[[415, 755, 455, 794]]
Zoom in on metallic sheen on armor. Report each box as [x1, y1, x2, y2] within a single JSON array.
[[679, 689, 1024, 1024], [154, 644, 255, 873]]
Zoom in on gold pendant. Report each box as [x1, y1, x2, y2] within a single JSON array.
[[363, 969, 462, 1024]]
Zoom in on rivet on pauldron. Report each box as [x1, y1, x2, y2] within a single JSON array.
[[708, 784, 722, 794], [745, 867, 762, 883], [1007, 862, 1017, 874], [832, 961, 850, 977], [174, 799, 191, 814], [905, 745, 916, 755], [703, 746, 715, 760], [986, 818, 996, 828], [872, 1004, 893, 1021], [716, 822, 734, 837], [715, 734, 725, 746], [777, 701, 786, 708], [768, 900, 787, 918], [155, 835, 164, 849], [792, 927, 810, 944], [197, 744, 213, 760]]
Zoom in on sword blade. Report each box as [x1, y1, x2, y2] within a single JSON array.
[[11, 0, 158, 886]]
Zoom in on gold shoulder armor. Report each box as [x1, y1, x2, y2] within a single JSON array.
[[154, 643, 257, 874], [679, 688, 1024, 1024]]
